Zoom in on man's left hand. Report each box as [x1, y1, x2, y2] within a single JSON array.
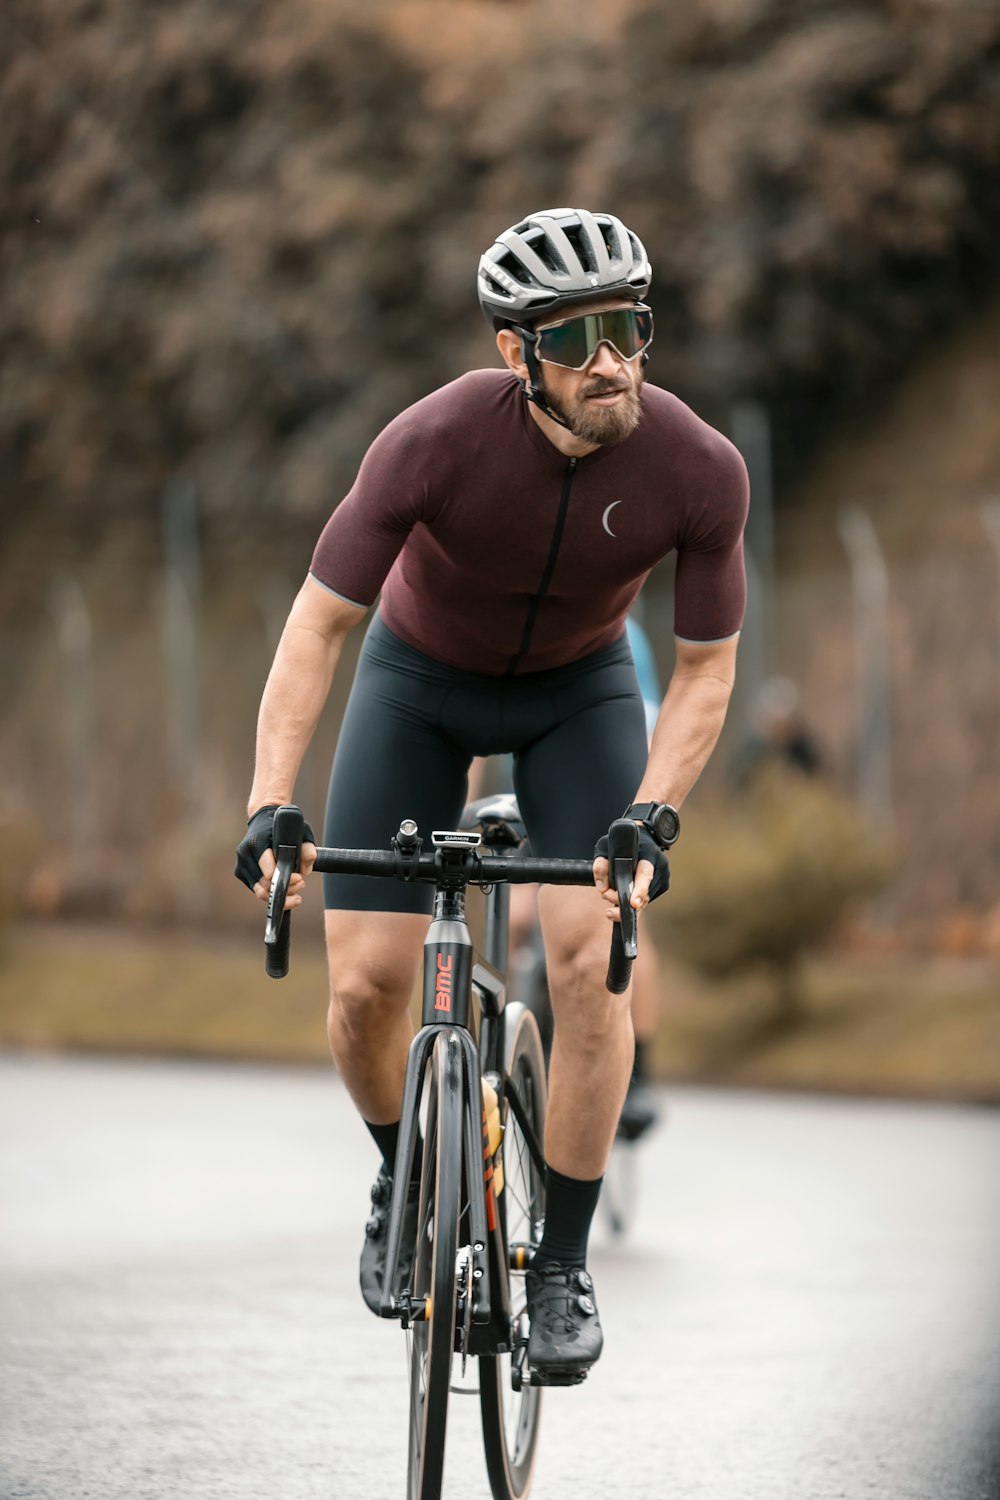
[[592, 824, 670, 922]]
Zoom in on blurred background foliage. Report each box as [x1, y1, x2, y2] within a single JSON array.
[[657, 768, 899, 1015], [2, 0, 1000, 1090], [3, 0, 1000, 555]]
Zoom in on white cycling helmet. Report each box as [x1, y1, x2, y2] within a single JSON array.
[[478, 208, 652, 330]]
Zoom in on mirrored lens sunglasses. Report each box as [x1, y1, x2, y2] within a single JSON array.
[[532, 304, 654, 370]]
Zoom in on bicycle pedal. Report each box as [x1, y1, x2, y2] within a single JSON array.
[[524, 1366, 588, 1388]]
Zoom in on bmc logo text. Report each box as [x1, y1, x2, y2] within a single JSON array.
[[434, 953, 453, 1012]]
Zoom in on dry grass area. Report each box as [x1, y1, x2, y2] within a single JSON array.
[[2, 923, 998, 1103], [0, 923, 332, 1064], [651, 951, 1000, 1103]]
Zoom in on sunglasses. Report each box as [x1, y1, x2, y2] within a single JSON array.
[[521, 304, 654, 371]]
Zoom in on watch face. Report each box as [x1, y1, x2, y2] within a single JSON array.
[[654, 805, 680, 847]]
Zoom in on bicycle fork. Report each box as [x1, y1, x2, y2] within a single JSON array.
[[381, 905, 509, 1340]]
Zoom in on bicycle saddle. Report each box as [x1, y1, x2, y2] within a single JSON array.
[[460, 794, 528, 849]]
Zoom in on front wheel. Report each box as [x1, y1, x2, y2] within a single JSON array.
[[407, 1033, 463, 1500], [479, 1004, 548, 1500]]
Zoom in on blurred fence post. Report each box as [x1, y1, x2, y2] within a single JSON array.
[[160, 478, 202, 818], [979, 501, 1000, 758], [837, 505, 893, 828], [51, 573, 98, 864], [740, 548, 767, 712], [731, 399, 774, 668]]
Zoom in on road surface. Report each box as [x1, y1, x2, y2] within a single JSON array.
[[1, 1053, 999, 1499]]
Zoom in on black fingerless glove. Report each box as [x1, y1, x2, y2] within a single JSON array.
[[594, 825, 670, 901], [234, 804, 316, 891]]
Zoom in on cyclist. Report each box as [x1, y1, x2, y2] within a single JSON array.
[[236, 208, 748, 1381]]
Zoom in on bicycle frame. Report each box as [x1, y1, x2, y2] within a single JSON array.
[[381, 855, 544, 1358]]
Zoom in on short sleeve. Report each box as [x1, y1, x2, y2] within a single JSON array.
[[673, 439, 749, 642], [310, 417, 430, 606]]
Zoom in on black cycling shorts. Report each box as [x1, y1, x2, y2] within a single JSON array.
[[323, 612, 649, 914]]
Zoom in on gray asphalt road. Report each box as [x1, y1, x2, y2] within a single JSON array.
[[1, 1053, 999, 1500]]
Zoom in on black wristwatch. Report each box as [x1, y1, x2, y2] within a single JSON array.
[[624, 801, 681, 850]]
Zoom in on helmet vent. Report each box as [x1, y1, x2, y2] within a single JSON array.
[[599, 220, 620, 260], [498, 249, 539, 288], [523, 227, 568, 276], [482, 270, 509, 299], [563, 223, 596, 274]]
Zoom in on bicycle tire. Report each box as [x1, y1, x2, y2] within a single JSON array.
[[407, 1032, 464, 1500], [480, 1004, 548, 1500], [598, 1136, 639, 1240]]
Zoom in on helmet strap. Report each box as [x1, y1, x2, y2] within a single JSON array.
[[513, 326, 573, 431]]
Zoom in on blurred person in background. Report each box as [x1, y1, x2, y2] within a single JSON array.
[[730, 676, 823, 790], [235, 208, 748, 1381]]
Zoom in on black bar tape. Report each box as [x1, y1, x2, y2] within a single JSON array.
[[313, 848, 408, 877]]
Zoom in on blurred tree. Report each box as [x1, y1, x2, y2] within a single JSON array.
[[658, 767, 897, 1020], [3, 0, 999, 591]]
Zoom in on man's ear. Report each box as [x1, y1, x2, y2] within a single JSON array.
[[496, 328, 528, 379]]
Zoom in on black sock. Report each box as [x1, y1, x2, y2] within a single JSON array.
[[534, 1164, 603, 1270], [364, 1119, 422, 1186], [364, 1118, 400, 1174], [632, 1038, 648, 1086]]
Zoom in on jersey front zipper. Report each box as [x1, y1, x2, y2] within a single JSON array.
[[505, 457, 577, 675]]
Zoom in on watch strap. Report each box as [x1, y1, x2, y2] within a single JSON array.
[[624, 801, 659, 822]]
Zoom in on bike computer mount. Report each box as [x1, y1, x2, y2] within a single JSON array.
[[431, 829, 482, 848]]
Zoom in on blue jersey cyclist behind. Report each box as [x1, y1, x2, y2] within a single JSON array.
[[236, 208, 749, 1382]]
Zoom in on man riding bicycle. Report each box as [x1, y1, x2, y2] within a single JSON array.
[[236, 208, 748, 1381]]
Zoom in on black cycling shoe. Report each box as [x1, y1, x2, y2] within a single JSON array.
[[526, 1261, 604, 1380], [359, 1166, 420, 1317], [617, 1080, 662, 1143]]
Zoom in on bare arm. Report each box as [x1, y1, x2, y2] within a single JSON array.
[[245, 575, 366, 904], [594, 633, 739, 918], [634, 633, 739, 808]]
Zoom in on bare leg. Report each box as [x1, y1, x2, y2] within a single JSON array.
[[538, 885, 634, 1179], [508, 880, 540, 953], [629, 941, 661, 1044], [324, 909, 428, 1123]]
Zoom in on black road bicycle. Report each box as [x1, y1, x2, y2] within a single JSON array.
[[263, 800, 640, 1500]]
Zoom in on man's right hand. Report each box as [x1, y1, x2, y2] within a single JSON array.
[[234, 804, 317, 909]]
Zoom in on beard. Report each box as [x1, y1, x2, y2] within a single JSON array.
[[537, 364, 644, 446]]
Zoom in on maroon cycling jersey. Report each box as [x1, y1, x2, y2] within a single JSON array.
[[310, 370, 748, 676]]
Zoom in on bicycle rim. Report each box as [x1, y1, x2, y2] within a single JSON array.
[[480, 1005, 547, 1500], [407, 1033, 463, 1500]]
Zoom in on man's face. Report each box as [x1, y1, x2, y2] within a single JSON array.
[[532, 297, 645, 446]]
